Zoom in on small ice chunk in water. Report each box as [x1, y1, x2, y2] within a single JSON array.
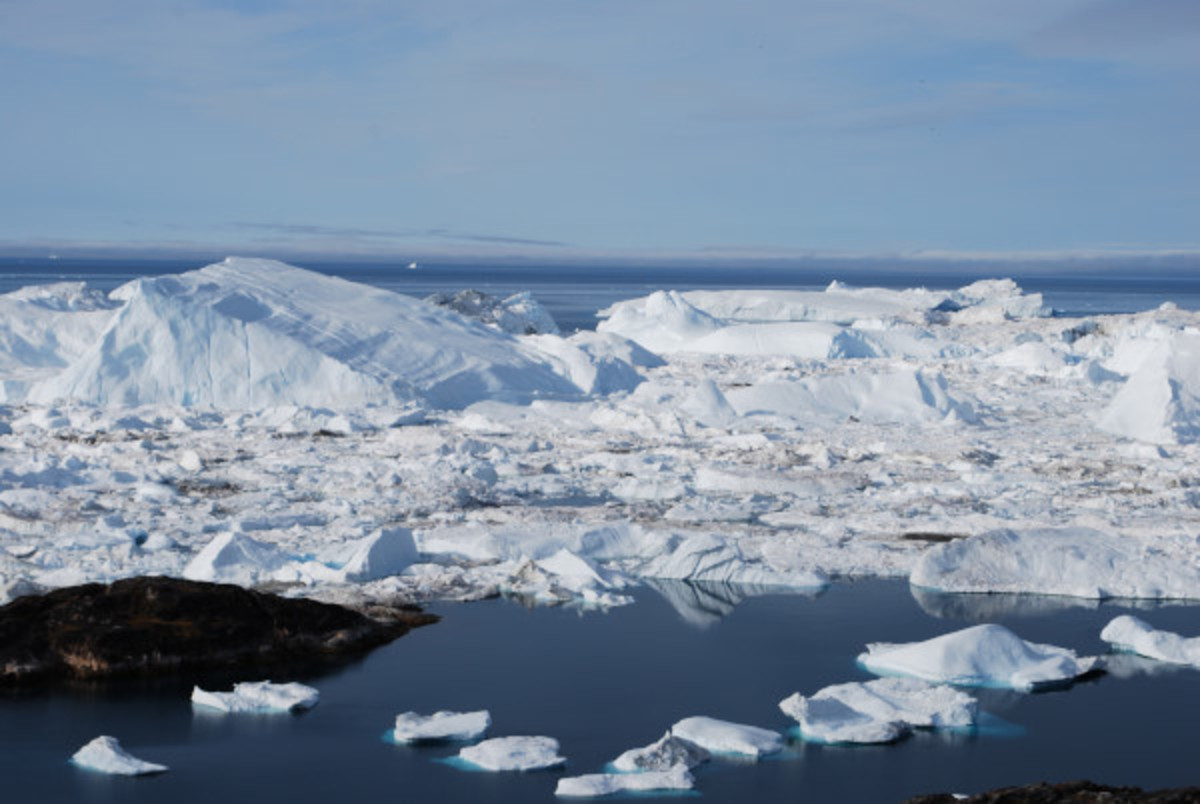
[[555, 765, 694, 798], [456, 736, 566, 771], [611, 731, 710, 771], [858, 624, 1100, 691], [779, 677, 977, 744], [669, 716, 783, 758], [1101, 615, 1200, 667], [392, 710, 491, 743], [191, 680, 319, 713], [71, 736, 167, 776]]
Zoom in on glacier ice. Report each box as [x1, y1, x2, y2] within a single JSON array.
[[456, 736, 566, 771], [669, 716, 782, 758], [1096, 333, 1200, 444], [391, 710, 491, 743], [191, 680, 319, 713], [71, 736, 167, 776], [611, 731, 711, 771], [858, 624, 1100, 691], [1100, 615, 1200, 668], [555, 765, 694, 797], [779, 677, 977, 744]]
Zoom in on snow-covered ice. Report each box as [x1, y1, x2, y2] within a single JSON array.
[[1101, 615, 1200, 668], [555, 765, 694, 797], [456, 736, 566, 771], [859, 624, 1101, 691], [70, 736, 167, 776], [391, 710, 491, 743], [611, 731, 711, 771], [191, 680, 319, 713], [669, 716, 782, 758], [779, 676, 977, 744]]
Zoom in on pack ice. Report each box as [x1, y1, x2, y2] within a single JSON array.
[[191, 680, 319, 713], [71, 736, 167, 776], [858, 624, 1100, 691], [1101, 616, 1200, 668]]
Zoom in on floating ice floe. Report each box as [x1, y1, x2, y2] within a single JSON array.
[[1096, 332, 1200, 444], [391, 710, 491, 743], [71, 736, 167, 776], [456, 736, 566, 771], [858, 624, 1100, 691], [632, 533, 826, 590], [910, 528, 1200, 600], [1101, 615, 1200, 668], [555, 765, 695, 798], [191, 680, 319, 713], [669, 716, 783, 758], [778, 677, 977, 744], [611, 731, 711, 771]]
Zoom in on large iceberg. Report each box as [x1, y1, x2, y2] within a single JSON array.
[[71, 736, 167, 776], [456, 736, 566, 771], [1096, 333, 1200, 444], [910, 528, 1200, 600], [555, 766, 694, 798], [391, 710, 491, 743], [1100, 615, 1200, 668], [858, 624, 1100, 691], [191, 680, 319, 713], [669, 716, 782, 758], [778, 676, 977, 744], [611, 731, 711, 771]]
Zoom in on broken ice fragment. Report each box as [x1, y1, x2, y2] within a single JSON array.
[[456, 736, 566, 771], [71, 736, 167, 776], [191, 680, 319, 713], [779, 677, 977, 744], [669, 716, 782, 758], [555, 765, 694, 797], [391, 710, 491, 743]]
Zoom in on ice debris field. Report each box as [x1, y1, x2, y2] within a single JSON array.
[[2, 257, 1199, 611]]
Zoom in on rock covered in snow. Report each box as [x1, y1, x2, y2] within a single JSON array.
[[778, 676, 977, 744], [192, 680, 319, 713], [555, 765, 694, 798], [859, 623, 1100, 691], [392, 710, 491, 743], [1101, 615, 1200, 667], [910, 528, 1200, 600], [611, 731, 711, 771], [456, 736, 566, 771], [425, 289, 560, 335], [669, 716, 782, 758], [71, 736, 167, 776], [1096, 333, 1200, 444]]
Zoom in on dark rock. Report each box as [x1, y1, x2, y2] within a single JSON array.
[[0, 576, 436, 685], [907, 780, 1200, 803]]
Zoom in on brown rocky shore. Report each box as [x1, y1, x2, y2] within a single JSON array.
[[907, 780, 1200, 803], [0, 575, 436, 685]]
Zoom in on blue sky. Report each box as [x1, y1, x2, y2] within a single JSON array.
[[2, 0, 1198, 261]]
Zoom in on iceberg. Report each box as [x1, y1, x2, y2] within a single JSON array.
[[424, 289, 560, 335], [611, 731, 711, 771], [632, 533, 826, 589], [778, 677, 977, 744], [910, 528, 1200, 600], [456, 736, 566, 771], [858, 624, 1100, 691], [1096, 333, 1200, 444], [669, 716, 782, 758], [392, 710, 491, 743], [338, 527, 419, 582], [555, 766, 694, 798], [1100, 615, 1200, 667], [181, 531, 290, 586], [191, 680, 319, 713], [71, 736, 167, 776]]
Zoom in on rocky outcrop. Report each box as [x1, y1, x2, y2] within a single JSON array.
[[0, 576, 436, 685], [907, 780, 1200, 803]]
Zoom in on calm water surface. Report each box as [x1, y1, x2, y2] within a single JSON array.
[[2, 580, 1198, 804]]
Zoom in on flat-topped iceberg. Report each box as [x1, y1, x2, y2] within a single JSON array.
[[456, 736, 566, 771], [391, 710, 491, 743], [779, 677, 977, 744], [611, 731, 711, 771], [71, 736, 167, 776], [911, 528, 1200, 600], [191, 680, 319, 713], [669, 716, 782, 758], [859, 624, 1100, 691], [1101, 616, 1200, 668], [555, 766, 694, 798]]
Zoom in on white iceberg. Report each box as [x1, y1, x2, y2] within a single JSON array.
[[338, 527, 419, 582], [611, 731, 711, 771], [71, 736, 167, 776], [555, 765, 694, 798], [1096, 332, 1200, 444], [632, 533, 826, 590], [778, 677, 977, 744], [910, 528, 1200, 600], [456, 736, 566, 771], [858, 624, 1100, 691], [1100, 615, 1200, 667], [191, 680, 319, 713], [392, 710, 491, 743], [181, 531, 290, 586], [669, 716, 782, 758]]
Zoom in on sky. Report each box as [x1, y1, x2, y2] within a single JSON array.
[[1, 0, 1199, 262]]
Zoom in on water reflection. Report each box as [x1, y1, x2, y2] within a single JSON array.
[[642, 579, 824, 628], [911, 586, 1190, 622]]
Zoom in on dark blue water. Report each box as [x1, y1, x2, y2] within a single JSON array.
[[2, 580, 1198, 803], [3, 257, 1199, 331]]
